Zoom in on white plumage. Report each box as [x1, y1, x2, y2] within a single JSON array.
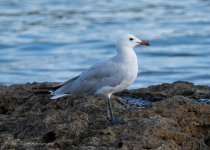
[[51, 34, 150, 124]]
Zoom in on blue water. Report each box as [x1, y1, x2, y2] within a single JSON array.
[[0, 0, 210, 88]]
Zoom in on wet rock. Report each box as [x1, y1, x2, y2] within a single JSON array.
[[0, 81, 210, 149]]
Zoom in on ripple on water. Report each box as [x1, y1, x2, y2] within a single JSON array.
[[122, 96, 152, 108], [193, 99, 210, 105], [0, 0, 210, 87]]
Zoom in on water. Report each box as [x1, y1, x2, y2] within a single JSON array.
[[0, 0, 210, 88], [194, 99, 210, 105], [122, 97, 210, 108], [122, 96, 152, 108]]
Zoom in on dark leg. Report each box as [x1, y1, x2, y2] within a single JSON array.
[[106, 96, 113, 121], [106, 95, 126, 125]]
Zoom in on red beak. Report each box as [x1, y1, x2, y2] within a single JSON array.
[[137, 40, 150, 46]]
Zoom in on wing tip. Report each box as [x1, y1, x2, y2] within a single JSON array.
[[51, 94, 69, 100]]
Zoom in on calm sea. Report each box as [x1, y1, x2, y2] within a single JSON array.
[[0, 0, 210, 88]]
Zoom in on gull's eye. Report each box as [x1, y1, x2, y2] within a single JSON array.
[[129, 38, 133, 41]]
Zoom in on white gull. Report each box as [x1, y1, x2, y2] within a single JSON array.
[[51, 34, 150, 124]]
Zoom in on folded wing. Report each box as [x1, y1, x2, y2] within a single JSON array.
[[53, 61, 125, 96]]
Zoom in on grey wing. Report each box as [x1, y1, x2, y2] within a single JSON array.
[[52, 76, 79, 90], [53, 61, 125, 95]]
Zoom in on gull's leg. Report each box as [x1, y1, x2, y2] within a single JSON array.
[[106, 95, 113, 121], [106, 95, 126, 125]]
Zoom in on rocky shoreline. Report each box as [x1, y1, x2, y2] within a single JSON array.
[[0, 81, 210, 150]]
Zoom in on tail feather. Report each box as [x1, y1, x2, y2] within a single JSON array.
[[51, 94, 69, 100], [32, 76, 79, 94], [32, 76, 79, 98], [33, 87, 69, 99]]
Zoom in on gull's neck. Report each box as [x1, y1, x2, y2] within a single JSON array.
[[116, 45, 137, 61], [114, 45, 138, 79]]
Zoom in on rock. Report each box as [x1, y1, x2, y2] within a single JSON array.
[[0, 81, 210, 149]]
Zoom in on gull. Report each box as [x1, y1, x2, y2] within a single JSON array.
[[51, 34, 150, 124]]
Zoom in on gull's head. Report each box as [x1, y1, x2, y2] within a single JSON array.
[[116, 34, 150, 49]]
